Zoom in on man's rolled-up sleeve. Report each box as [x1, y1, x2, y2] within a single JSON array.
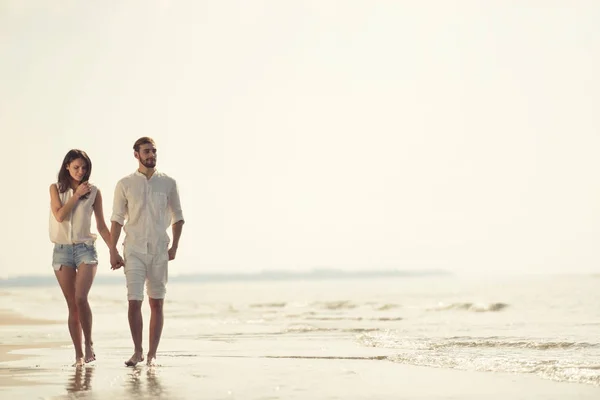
[[111, 180, 127, 225], [169, 180, 184, 225]]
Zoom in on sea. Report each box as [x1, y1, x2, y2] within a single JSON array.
[[1, 272, 599, 397]]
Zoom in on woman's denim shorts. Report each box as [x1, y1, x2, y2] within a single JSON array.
[[52, 243, 98, 271]]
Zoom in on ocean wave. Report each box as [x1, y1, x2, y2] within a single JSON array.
[[306, 316, 365, 321], [314, 301, 357, 310], [374, 304, 400, 311], [283, 324, 334, 333], [264, 355, 388, 361], [357, 333, 600, 386], [249, 302, 287, 308], [283, 324, 381, 334], [283, 311, 402, 322], [261, 301, 399, 313], [304, 316, 402, 322], [343, 328, 380, 333], [430, 338, 598, 350], [358, 333, 600, 351], [358, 332, 430, 350], [427, 302, 508, 312], [386, 353, 600, 386], [284, 311, 318, 319]]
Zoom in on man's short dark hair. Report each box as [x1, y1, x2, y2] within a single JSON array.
[[133, 137, 156, 152]]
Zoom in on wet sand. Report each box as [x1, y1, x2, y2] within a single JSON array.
[[1, 336, 599, 399], [1, 307, 600, 399], [0, 309, 62, 327]]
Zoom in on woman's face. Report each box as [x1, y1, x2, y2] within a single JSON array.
[[66, 158, 88, 183]]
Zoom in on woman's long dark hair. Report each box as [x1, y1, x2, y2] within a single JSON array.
[[57, 150, 92, 197]]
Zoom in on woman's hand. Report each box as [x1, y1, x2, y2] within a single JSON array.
[[74, 182, 91, 199]]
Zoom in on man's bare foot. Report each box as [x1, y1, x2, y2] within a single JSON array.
[[146, 355, 157, 367], [125, 352, 144, 367], [84, 344, 96, 363], [72, 357, 85, 367]]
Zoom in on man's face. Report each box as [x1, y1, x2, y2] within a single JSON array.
[[136, 143, 157, 168]]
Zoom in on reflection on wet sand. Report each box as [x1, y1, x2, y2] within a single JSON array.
[[66, 365, 94, 393], [126, 366, 168, 398], [146, 367, 165, 397], [58, 364, 169, 399]]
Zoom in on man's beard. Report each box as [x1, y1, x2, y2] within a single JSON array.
[[141, 158, 156, 168]]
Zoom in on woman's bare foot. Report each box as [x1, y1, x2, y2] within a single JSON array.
[[72, 357, 85, 367], [146, 354, 157, 367], [84, 343, 96, 363], [125, 351, 144, 367]]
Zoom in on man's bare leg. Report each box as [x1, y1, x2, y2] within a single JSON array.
[[147, 298, 164, 365], [125, 300, 144, 366]]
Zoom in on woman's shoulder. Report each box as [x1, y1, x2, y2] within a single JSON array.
[[87, 182, 100, 196]]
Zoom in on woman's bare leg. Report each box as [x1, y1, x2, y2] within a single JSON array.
[[75, 263, 97, 363], [54, 266, 83, 365]]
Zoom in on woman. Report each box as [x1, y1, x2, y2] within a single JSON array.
[[49, 149, 112, 367]]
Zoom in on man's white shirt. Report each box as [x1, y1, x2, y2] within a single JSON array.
[[111, 170, 184, 254]]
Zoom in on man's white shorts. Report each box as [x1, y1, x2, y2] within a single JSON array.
[[123, 247, 168, 301]]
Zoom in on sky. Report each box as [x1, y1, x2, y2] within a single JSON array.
[[1, 1, 599, 278]]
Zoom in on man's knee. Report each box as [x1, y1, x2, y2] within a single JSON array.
[[149, 298, 163, 311], [128, 300, 143, 311]]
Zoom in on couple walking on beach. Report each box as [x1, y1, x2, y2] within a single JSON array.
[[49, 137, 185, 367]]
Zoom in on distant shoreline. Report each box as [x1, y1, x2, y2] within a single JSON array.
[[0, 269, 452, 287]]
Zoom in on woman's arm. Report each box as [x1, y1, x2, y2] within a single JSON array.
[[92, 189, 114, 249], [50, 183, 88, 222]]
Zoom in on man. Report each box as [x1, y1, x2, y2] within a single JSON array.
[[110, 137, 185, 367]]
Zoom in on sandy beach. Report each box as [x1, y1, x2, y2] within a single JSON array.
[[2, 277, 600, 399], [1, 318, 599, 399], [0, 309, 66, 389], [0, 309, 62, 327], [1, 342, 600, 399]]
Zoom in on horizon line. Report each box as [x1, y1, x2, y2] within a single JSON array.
[[0, 268, 453, 287]]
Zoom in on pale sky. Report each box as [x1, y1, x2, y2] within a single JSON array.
[[1, 1, 599, 278]]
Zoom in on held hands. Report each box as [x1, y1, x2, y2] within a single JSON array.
[[110, 247, 174, 268], [110, 250, 125, 270], [74, 182, 91, 199]]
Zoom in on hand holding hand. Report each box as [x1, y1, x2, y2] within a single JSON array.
[[110, 251, 124, 270]]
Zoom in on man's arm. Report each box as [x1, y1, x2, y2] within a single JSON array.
[[168, 180, 185, 261], [110, 180, 127, 269], [109, 221, 125, 269], [110, 221, 123, 252], [168, 221, 184, 261]]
